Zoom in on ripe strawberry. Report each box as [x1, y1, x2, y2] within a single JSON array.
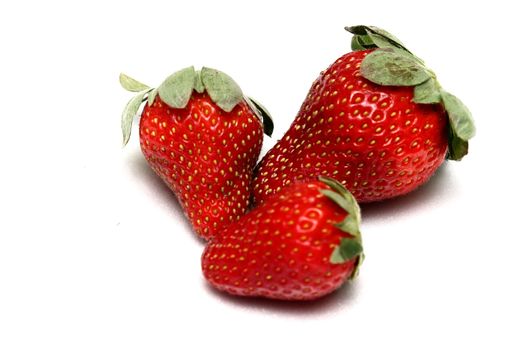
[[120, 67, 273, 240], [253, 25, 475, 204], [202, 176, 363, 301]]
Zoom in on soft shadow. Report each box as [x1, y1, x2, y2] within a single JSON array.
[[204, 280, 360, 316], [360, 163, 454, 221], [124, 152, 203, 244]]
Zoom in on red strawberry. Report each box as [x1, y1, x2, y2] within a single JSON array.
[[120, 67, 273, 240], [202, 176, 363, 301], [253, 25, 475, 204]]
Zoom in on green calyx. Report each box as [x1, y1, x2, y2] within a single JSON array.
[[318, 176, 364, 280], [346, 25, 476, 161], [119, 67, 273, 146]]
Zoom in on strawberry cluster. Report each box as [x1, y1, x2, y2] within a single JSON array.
[[120, 25, 474, 301]]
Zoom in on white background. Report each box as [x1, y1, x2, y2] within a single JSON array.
[[1, 1, 524, 349]]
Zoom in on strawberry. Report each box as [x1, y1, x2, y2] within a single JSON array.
[[120, 67, 273, 240], [202, 176, 363, 301], [253, 25, 475, 204]]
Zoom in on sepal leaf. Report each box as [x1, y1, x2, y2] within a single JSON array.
[[157, 66, 196, 109], [440, 91, 475, 161], [350, 254, 364, 279], [330, 238, 363, 264], [319, 176, 361, 234], [346, 25, 410, 53], [413, 78, 442, 104], [121, 89, 149, 145], [194, 70, 205, 93], [447, 128, 469, 160], [245, 96, 274, 137], [320, 189, 361, 235], [360, 48, 431, 86], [441, 91, 476, 141], [119, 73, 150, 92], [201, 67, 243, 112], [318, 176, 363, 276], [335, 216, 360, 238], [147, 88, 158, 106], [351, 36, 366, 51]]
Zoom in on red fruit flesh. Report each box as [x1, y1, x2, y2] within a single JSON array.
[[140, 94, 263, 239], [253, 50, 448, 204], [202, 181, 359, 301]]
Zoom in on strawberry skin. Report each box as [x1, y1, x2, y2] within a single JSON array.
[[253, 26, 475, 204], [140, 94, 262, 239], [202, 177, 363, 301], [254, 50, 447, 203], [120, 67, 273, 240]]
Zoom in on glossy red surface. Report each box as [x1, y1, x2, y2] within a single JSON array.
[[140, 94, 263, 239], [254, 50, 448, 204], [202, 181, 358, 301]]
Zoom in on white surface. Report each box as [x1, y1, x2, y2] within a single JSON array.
[[1, 1, 524, 349]]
